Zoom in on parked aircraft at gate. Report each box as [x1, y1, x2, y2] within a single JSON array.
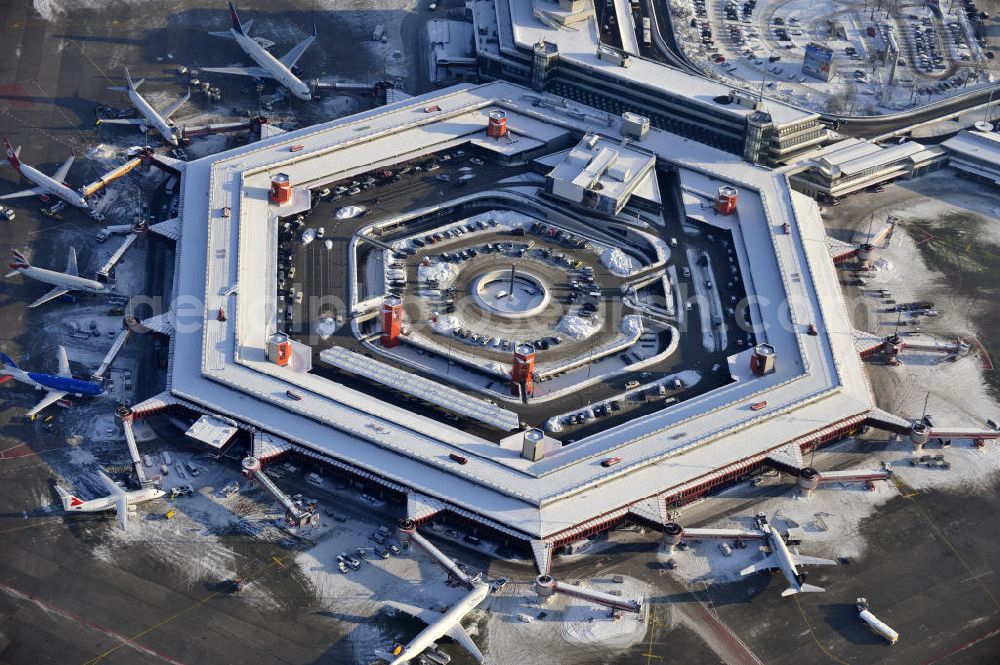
[[6, 248, 107, 308], [2, 139, 88, 208], [204, 3, 316, 101], [98, 67, 190, 147], [0, 346, 104, 418]]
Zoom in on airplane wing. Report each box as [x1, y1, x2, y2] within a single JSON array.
[[98, 471, 129, 530], [26, 389, 69, 418], [791, 554, 837, 567], [739, 554, 779, 576], [29, 286, 70, 308], [160, 89, 191, 119], [51, 154, 75, 183], [201, 65, 273, 79], [56, 346, 71, 378], [279, 31, 316, 69], [65, 247, 78, 276], [445, 624, 485, 664], [0, 186, 47, 200], [384, 600, 443, 626], [97, 117, 146, 126]]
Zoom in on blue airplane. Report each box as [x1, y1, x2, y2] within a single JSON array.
[[0, 346, 104, 417]]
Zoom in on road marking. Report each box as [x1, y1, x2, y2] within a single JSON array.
[[80, 550, 299, 664], [0, 582, 186, 665], [793, 595, 851, 665], [644, 603, 659, 665], [920, 623, 1000, 665], [900, 489, 1000, 610]]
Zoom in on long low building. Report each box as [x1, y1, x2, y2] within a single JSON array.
[[941, 129, 1000, 186], [132, 79, 877, 562], [470, 0, 827, 166], [788, 137, 948, 200]]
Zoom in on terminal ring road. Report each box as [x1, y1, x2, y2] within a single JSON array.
[[640, 0, 1000, 139]]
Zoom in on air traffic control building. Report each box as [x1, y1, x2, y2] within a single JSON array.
[[131, 79, 900, 568]]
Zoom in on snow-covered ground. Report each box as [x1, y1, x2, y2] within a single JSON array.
[[484, 577, 649, 665]]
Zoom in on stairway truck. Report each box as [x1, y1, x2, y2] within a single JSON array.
[[856, 598, 898, 645]]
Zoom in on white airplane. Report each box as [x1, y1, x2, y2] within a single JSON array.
[[7, 248, 107, 308], [0, 346, 104, 418], [55, 471, 164, 530], [381, 580, 490, 664], [2, 139, 88, 209], [204, 3, 316, 101], [673, 513, 836, 596], [97, 68, 190, 147]]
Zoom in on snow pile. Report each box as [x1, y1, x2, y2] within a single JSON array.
[[316, 317, 338, 340], [556, 314, 601, 340], [417, 261, 461, 287], [428, 314, 457, 334], [620, 314, 643, 338], [600, 247, 638, 277], [870, 257, 893, 272], [335, 205, 366, 219]]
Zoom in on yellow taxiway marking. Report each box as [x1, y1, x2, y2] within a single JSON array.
[[81, 552, 297, 665]]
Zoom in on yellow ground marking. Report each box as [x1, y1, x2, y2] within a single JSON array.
[[80, 552, 297, 665], [794, 595, 851, 665]]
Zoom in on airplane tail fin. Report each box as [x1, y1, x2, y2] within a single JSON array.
[[124, 66, 134, 90], [8, 248, 30, 275], [4, 138, 21, 172], [229, 2, 247, 35], [781, 583, 825, 597], [54, 484, 82, 510], [0, 352, 19, 371]]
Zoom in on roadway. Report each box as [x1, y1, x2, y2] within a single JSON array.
[[286, 153, 747, 442]]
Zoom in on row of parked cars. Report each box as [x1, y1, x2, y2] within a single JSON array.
[[411, 218, 498, 249], [336, 526, 403, 573], [449, 327, 564, 352]]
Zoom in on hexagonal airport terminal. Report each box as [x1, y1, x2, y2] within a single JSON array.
[[152, 80, 873, 548]]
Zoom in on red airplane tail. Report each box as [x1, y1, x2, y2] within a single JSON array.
[[4, 139, 21, 172]]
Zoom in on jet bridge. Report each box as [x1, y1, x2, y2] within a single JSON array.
[[534, 574, 642, 614], [397, 519, 476, 589], [241, 456, 318, 527], [98, 221, 147, 281], [115, 404, 149, 487], [79, 155, 145, 198], [91, 317, 135, 381]]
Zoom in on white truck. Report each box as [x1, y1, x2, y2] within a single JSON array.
[[856, 598, 898, 645]]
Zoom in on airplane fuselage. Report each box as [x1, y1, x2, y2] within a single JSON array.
[[128, 87, 180, 146], [764, 526, 805, 591], [18, 163, 88, 208], [25, 371, 104, 397], [14, 264, 105, 296], [64, 488, 163, 513], [232, 29, 312, 100], [389, 583, 490, 665]]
